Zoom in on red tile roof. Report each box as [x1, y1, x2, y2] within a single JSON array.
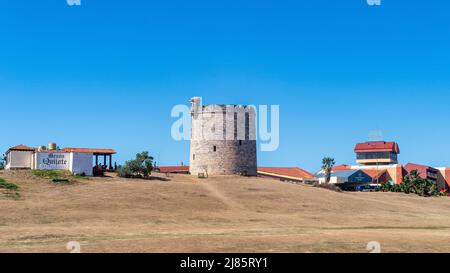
[[405, 163, 437, 172], [156, 166, 190, 173], [7, 145, 36, 152], [7, 145, 115, 154], [257, 167, 315, 180], [355, 141, 400, 154], [63, 148, 116, 154], [332, 165, 352, 171]]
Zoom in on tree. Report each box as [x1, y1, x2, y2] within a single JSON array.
[[117, 151, 154, 178], [321, 157, 335, 184], [0, 154, 6, 170]]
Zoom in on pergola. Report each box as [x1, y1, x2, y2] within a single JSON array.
[[64, 148, 117, 170]]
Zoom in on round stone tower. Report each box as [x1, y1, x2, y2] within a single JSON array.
[[189, 97, 257, 176]]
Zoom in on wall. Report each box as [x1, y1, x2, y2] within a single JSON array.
[[350, 164, 403, 184], [437, 168, 449, 191], [70, 153, 93, 176], [318, 176, 340, 184], [6, 151, 33, 169]]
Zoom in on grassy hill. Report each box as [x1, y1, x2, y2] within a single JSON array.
[[0, 170, 449, 253]]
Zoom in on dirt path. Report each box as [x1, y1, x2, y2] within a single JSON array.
[[199, 181, 244, 210]]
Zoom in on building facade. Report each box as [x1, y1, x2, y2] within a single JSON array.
[[317, 170, 372, 185], [318, 141, 450, 191], [5, 143, 116, 176], [189, 97, 257, 176], [355, 141, 400, 165]]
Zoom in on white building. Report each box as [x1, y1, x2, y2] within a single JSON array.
[[5, 144, 116, 176], [316, 170, 373, 185]]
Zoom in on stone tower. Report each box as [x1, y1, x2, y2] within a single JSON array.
[[189, 97, 257, 176]]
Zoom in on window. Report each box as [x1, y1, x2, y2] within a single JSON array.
[[357, 152, 397, 161], [213, 146, 217, 152], [239, 140, 242, 146], [193, 154, 195, 160]]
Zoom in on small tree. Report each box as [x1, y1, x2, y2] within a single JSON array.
[[117, 151, 154, 178], [0, 154, 6, 170], [321, 157, 335, 184]]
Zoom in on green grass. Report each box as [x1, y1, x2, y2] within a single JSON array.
[[32, 170, 88, 184], [32, 170, 71, 180], [0, 178, 19, 191], [73, 174, 90, 180], [51, 179, 72, 184]]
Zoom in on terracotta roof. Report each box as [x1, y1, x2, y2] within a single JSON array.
[[156, 166, 190, 173], [361, 169, 387, 180], [258, 167, 315, 180], [7, 145, 36, 152], [63, 148, 116, 154], [332, 165, 352, 171], [354, 141, 400, 154], [405, 163, 438, 172]]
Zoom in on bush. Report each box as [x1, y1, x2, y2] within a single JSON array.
[[378, 171, 446, 197], [0, 155, 5, 170], [117, 151, 154, 179], [0, 178, 19, 191]]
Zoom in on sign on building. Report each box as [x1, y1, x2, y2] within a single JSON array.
[[36, 153, 70, 170]]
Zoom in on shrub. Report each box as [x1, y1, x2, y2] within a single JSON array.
[[0, 154, 6, 170], [0, 178, 19, 191], [378, 171, 445, 197], [117, 151, 154, 179]]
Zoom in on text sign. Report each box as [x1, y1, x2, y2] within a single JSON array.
[[37, 153, 70, 170]]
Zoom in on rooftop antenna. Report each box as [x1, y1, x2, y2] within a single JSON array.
[[368, 130, 384, 142], [368, 130, 384, 185]]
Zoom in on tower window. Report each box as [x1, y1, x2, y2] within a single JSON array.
[[213, 146, 217, 152], [193, 154, 195, 160]]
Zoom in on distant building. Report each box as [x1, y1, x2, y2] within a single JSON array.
[[5, 143, 116, 176], [317, 140, 450, 191], [355, 141, 400, 165], [404, 163, 439, 182], [257, 167, 316, 183], [436, 168, 450, 191], [155, 166, 190, 174], [317, 170, 372, 185], [321, 163, 403, 184]]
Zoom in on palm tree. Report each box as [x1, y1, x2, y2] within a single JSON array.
[[322, 157, 336, 184]]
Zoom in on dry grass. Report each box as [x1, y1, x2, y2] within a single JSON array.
[[0, 170, 449, 253]]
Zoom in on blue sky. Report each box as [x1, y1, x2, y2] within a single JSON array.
[[1, 0, 450, 172]]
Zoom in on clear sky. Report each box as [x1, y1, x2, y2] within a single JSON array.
[[1, 0, 450, 172]]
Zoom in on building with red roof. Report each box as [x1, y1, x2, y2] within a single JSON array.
[[155, 166, 190, 174], [355, 141, 400, 165], [404, 163, 439, 181], [5, 142, 116, 176], [257, 167, 316, 183]]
